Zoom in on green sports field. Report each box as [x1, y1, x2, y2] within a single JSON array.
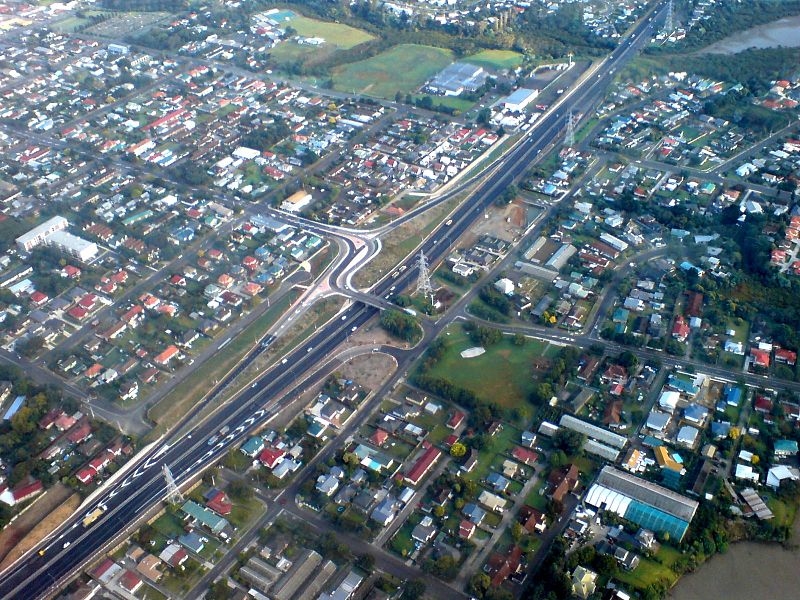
[[288, 16, 373, 48], [464, 49, 524, 71], [415, 324, 558, 409], [271, 15, 374, 68], [331, 44, 454, 98]]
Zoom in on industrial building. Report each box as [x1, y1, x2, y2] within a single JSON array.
[[559, 415, 628, 449], [501, 88, 540, 112], [271, 549, 322, 600], [425, 62, 487, 96], [281, 190, 313, 212], [585, 466, 699, 542]]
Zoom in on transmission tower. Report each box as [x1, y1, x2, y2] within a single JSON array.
[[565, 110, 576, 148], [163, 465, 184, 505], [663, 0, 674, 35], [415, 249, 433, 301]]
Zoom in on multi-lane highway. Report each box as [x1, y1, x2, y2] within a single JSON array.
[[0, 5, 667, 598]]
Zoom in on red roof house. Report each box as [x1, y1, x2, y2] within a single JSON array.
[[512, 446, 539, 467], [206, 490, 232, 516], [369, 428, 389, 447], [258, 447, 286, 469], [446, 411, 465, 430], [405, 446, 441, 487], [67, 422, 92, 444]]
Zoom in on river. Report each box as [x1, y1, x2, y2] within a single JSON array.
[[701, 15, 800, 54], [669, 516, 800, 600]]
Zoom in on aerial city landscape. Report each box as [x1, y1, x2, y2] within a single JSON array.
[[0, 0, 799, 599]]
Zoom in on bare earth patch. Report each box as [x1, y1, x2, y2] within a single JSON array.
[[338, 353, 398, 390]]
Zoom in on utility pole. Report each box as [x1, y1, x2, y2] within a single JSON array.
[[415, 249, 433, 303], [163, 465, 184, 505]]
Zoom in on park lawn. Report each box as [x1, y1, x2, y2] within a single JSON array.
[[288, 16, 373, 48], [418, 324, 555, 409], [332, 44, 454, 99], [464, 49, 524, 71]]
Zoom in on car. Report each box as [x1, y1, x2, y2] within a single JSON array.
[[445, 219, 453, 226], [306, 346, 313, 353], [63, 542, 71, 549], [38, 549, 45, 556], [351, 326, 357, 332]]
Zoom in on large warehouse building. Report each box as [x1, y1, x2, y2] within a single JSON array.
[[585, 466, 699, 542]]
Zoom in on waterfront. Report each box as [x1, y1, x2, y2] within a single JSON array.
[[670, 515, 800, 600], [702, 15, 800, 54]]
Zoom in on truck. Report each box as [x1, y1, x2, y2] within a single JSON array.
[[83, 506, 106, 527]]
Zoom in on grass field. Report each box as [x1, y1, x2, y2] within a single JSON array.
[[411, 94, 476, 113], [272, 15, 373, 67], [332, 44, 454, 98], [417, 324, 557, 409], [465, 49, 524, 71], [289, 16, 373, 48]]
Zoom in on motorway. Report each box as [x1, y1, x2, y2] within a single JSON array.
[[0, 5, 668, 598]]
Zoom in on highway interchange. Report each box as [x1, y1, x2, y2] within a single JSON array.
[[0, 4, 675, 598]]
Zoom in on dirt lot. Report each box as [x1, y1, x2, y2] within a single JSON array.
[[0, 484, 80, 569], [460, 199, 528, 247], [338, 353, 397, 391]]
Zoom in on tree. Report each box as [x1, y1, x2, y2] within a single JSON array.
[[380, 309, 420, 342], [16, 336, 44, 359], [433, 505, 445, 518], [401, 580, 426, 600], [207, 580, 232, 600], [228, 480, 252, 501], [618, 350, 639, 369], [553, 428, 584, 455], [355, 552, 375, 572], [342, 452, 359, 467], [511, 521, 525, 542], [469, 572, 491, 596], [450, 442, 467, 458], [513, 333, 526, 346]]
